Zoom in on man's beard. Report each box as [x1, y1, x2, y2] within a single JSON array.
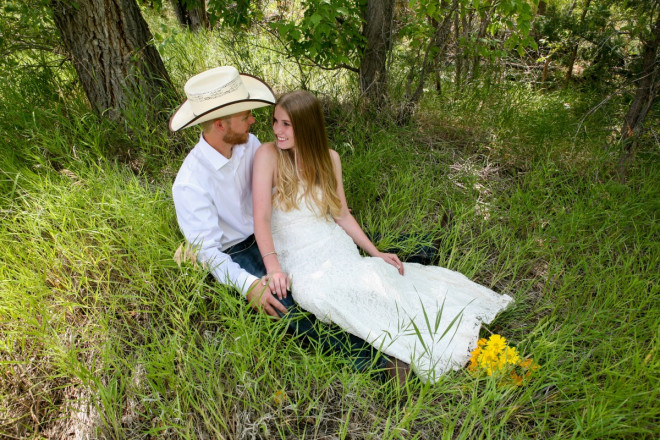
[[223, 127, 248, 145]]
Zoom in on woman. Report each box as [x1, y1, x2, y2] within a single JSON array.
[[252, 91, 512, 382]]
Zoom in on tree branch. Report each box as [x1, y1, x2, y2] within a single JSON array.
[[257, 23, 359, 73]]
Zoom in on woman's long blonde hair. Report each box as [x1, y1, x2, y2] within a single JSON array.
[[273, 91, 341, 218]]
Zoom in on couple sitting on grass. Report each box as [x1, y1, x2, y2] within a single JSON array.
[[170, 66, 512, 384]]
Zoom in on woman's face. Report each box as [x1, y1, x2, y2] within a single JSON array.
[[273, 105, 295, 151]]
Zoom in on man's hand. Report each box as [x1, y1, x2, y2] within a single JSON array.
[[246, 279, 288, 318]]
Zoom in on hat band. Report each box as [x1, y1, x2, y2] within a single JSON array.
[[190, 92, 251, 117], [180, 98, 271, 130], [188, 76, 245, 103]]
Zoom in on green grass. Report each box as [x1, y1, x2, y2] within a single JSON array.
[[1, 6, 659, 440]]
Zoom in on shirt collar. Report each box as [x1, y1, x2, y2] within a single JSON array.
[[197, 132, 245, 170]]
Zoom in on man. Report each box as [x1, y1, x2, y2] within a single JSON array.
[[170, 67, 407, 381], [170, 66, 285, 316]]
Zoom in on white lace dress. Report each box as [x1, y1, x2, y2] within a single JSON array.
[[271, 195, 513, 382]]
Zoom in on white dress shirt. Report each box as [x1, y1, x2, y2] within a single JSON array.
[[172, 132, 261, 296]]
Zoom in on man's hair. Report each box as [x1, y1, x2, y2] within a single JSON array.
[[273, 91, 341, 218], [201, 118, 218, 133]]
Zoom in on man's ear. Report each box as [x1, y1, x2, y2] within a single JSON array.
[[214, 118, 227, 133]]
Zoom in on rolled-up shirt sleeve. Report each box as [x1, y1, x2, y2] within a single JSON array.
[[172, 183, 259, 296]]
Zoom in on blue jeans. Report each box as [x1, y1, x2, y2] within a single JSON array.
[[226, 235, 388, 372]]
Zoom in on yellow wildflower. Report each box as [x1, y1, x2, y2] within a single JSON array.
[[503, 346, 520, 365], [272, 389, 287, 405], [479, 347, 499, 367], [519, 358, 540, 371], [468, 345, 482, 371], [486, 334, 507, 353], [510, 371, 524, 386], [468, 334, 539, 386]]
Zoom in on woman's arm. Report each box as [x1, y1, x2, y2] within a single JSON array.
[[252, 142, 290, 297], [330, 150, 404, 275]]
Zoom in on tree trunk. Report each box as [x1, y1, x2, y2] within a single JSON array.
[[171, 0, 209, 31], [618, 9, 660, 178], [434, 53, 442, 94], [565, 0, 592, 87], [537, 0, 547, 16], [454, 10, 462, 89], [541, 56, 550, 84], [407, 0, 456, 102], [50, 0, 173, 121], [461, 7, 474, 85], [455, 5, 472, 89], [359, 0, 395, 107], [398, 0, 457, 123], [468, 2, 495, 84]]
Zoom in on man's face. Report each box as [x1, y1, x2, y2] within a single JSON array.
[[222, 110, 256, 145]]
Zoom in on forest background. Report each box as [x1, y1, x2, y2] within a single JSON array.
[[0, 0, 658, 438]]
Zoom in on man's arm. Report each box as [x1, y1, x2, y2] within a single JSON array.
[[173, 182, 287, 317], [172, 183, 259, 295]]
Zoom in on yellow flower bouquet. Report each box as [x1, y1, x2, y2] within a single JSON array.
[[468, 334, 540, 386]]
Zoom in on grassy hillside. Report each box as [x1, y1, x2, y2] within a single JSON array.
[[1, 8, 658, 440]]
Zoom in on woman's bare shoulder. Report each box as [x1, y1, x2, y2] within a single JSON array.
[[258, 141, 277, 151], [255, 142, 278, 158], [329, 149, 342, 168]]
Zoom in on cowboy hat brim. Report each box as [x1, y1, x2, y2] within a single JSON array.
[[169, 74, 276, 132]]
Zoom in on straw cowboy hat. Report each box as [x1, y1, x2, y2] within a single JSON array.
[[169, 66, 276, 132]]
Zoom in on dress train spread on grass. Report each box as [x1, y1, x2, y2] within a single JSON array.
[[271, 192, 513, 382]]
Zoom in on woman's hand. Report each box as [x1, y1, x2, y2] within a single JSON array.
[[376, 252, 404, 275], [262, 270, 291, 299]]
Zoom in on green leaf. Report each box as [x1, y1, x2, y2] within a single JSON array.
[[310, 13, 322, 26]]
